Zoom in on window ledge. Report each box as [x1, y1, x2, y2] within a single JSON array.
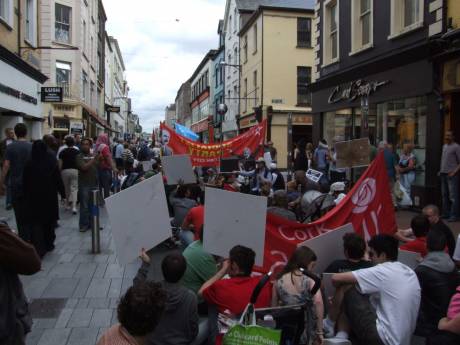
[[388, 21, 424, 40], [321, 58, 340, 68], [349, 43, 374, 56], [52, 40, 76, 48], [0, 17, 13, 31], [296, 45, 313, 49]]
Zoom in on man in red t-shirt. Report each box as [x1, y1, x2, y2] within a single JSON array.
[[400, 215, 429, 257], [199, 245, 272, 345], [182, 204, 204, 241]]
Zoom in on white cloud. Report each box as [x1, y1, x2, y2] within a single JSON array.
[[104, 0, 225, 133]]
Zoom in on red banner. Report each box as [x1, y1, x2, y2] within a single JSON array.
[[262, 152, 397, 273], [160, 120, 267, 166]]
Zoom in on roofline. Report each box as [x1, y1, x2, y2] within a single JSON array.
[[190, 49, 218, 81], [239, 5, 315, 36], [108, 36, 126, 70], [105, 32, 113, 51]]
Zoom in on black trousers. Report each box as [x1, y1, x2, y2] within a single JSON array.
[[12, 196, 29, 241]]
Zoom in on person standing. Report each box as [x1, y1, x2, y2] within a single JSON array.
[[58, 136, 79, 214], [95, 133, 116, 199], [114, 138, 124, 172], [265, 141, 277, 161], [0, 124, 32, 240], [380, 141, 399, 208], [293, 139, 309, 171], [0, 128, 15, 210], [440, 131, 460, 222], [398, 143, 416, 194], [76, 139, 100, 232], [23, 141, 65, 256]]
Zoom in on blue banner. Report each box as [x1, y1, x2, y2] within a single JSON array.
[[174, 122, 199, 141]]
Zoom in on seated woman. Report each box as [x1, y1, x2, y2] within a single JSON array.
[[433, 285, 460, 344], [271, 246, 324, 345]]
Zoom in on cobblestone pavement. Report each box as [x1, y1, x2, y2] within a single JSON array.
[[1, 197, 458, 345]]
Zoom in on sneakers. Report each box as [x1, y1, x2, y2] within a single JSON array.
[[72, 208, 77, 215], [323, 318, 336, 338], [79, 227, 89, 233]]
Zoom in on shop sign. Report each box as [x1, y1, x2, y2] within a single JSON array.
[[0, 82, 37, 105], [293, 115, 312, 125], [70, 121, 84, 135], [41, 87, 63, 102], [105, 105, 121, 113], [191, 118, 209, 133], [54, 118, 69, 129], [328, 79, 390, 104]]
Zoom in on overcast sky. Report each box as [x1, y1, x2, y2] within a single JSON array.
[[104, 0, 225, 134]]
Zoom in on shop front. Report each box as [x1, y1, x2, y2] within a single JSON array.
[[191, 116, 214, 144], [311, 60, 441, 207]]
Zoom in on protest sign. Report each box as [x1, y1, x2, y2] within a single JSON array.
[[141, 160, 152, 172], [105, 174, 171, 265], [297, 223, 355, 274], [335, 138, 370, 169], [203, 187, 267, 266], [161, 154, 196, 185], [398, 249, 421, 270], [306, 169, 323, 183]]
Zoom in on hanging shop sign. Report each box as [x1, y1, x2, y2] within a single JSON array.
[[41, 87, 63, 102], [105, 105, 121, 113], [328, 79, 390, 104], [70, 121, 84, 135]]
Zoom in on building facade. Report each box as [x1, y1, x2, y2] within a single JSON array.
[[211, 20, 225, 142], [311, 0, 453, 207], [165, 103, 176, 127], [238, 4, 315, 169], [0, 0, 47, 140], [175, 80, 192, 127]]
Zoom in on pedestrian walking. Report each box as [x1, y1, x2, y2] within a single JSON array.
[[23, 140, 65, 256], [95, 133, 116, 199], [0, 124, 32, 240], [114, 138, 124, 172], [0, 128, 15, 210], [440, 131, 460, 222], [76, 138, 100, 232], [58, 136, 79, 214], [293, 139, 309, 171], [397, 143, 416, 194]]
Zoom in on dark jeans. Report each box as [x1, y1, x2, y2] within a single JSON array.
[[12, 196, 28, 241], [79, 186, 94, 230], [440, 173, 460, 219], [5, 183, 12, 207], [98, 169, 112, 199], [344, 287, 385, 345]]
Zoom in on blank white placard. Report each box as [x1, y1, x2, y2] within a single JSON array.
[[105, 173, 171, 265], [398, 249, 421, 270], [161, 155, 196, 185], [298, 223, 355, 274], [203, 187, 267, 266]]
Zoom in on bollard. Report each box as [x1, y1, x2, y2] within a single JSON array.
[[91, 189, 101, 254]]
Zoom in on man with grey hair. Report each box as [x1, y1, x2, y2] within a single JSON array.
[[423, 204, 456, 257], [440, 131, 460, 222], [268, 190, 297, 221]]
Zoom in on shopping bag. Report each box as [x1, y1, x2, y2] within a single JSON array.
[[223, 305, 281, 345], [393, 181, 404, 200]]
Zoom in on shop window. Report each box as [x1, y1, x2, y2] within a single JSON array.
[[389, 0, 424, 38], [56, 61, 71, 97], [351, 0, 373, 54], [323, 0, 339, 65], [297, 17, 312, 47], [323, 109, 353, 145], [55, 3, 72, 43], [297, 66, 311, 106], [0, 0, 13, 27]]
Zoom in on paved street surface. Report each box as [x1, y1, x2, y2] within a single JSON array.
[[1, 198, 458, 345]]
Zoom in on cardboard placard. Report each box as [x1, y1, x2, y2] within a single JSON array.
[[297, 223, 355, 274], [203, 187, 267, 266], [335, 138, 370, 169], [220, 158, 240, 173], [398, 249, 421, 270], [141, 160, 152, 172], [105, 174, 171, 265], [306, 169, 323, 183], [161, 154, 196, 185]]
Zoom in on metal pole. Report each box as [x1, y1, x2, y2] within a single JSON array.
[[91, 189, 101, 254], [287, 112, 293, 182]]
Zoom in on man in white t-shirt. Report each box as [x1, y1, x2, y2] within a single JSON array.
[[330, 234, 421, 345]]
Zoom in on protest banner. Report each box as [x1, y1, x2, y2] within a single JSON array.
[[160, 120, 267, 166], [335, 138, 370, 169], [105, 174, 171, 265], [161, 154, 196, 185], [203, 187, 267, 266], [261, 152, 396, 273]]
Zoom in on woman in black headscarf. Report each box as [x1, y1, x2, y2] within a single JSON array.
[[23, 140, 65, 257]]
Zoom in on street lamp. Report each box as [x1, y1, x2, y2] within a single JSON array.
[[217, 104, 228, 161]]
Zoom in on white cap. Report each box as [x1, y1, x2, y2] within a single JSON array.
[[330, 182, 346, 192]]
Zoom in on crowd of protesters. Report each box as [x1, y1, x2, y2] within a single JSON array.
[[1, 124, 460, 345]]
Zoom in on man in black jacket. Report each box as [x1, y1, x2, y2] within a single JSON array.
[[415, 230, 460, 337]]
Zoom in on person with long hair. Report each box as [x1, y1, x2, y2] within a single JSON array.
[[23, 140, 65, 256], [272, 246, 324, 345]]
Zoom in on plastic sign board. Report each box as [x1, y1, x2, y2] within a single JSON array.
[[161, 154, 196, 185], [306, 169, 323, 183], [105, 174, 171, 265], [297, 223, 355, 274], [41, 87, 63, 102], [203, 187, 267, 266]]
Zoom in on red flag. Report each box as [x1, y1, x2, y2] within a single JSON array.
[[262, 152, 397, 273], [160, 120, 267, 166]]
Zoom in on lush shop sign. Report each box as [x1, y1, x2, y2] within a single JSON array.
[[328, 79, 390, 104]]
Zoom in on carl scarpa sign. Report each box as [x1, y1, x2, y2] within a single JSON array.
[[328, 79, 390, 104]]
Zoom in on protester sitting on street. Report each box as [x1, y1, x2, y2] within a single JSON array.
[[272, 246, 324, 345], [135, 250, 199, 345], [199, 245, 272, 345], [0, 220, 41, 344], [122, 142, 134, 164], [268, 190, 297, 221], [415, 230, 460, 339], [97, 281, 166, 345], [400, 215, 430, 257], [324, 233, 373, 273], [269, 162, 285, 191], [121, 159, 144, 190], [430, 285, 460, 344], [454, 234, 460, 268], [286, 180, 301, 203], [326, 235, 420, 345], [58, 136, 80, 214], [235, 157, 273, 195], [75, 139, 100, 233], [423, 204, 456, 257], [182, 201, 204, 244], [169, 184, 198, 228], [329, 181, 347, 205]]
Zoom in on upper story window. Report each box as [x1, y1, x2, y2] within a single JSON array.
[[351, 0, 373, 53], [243, 35, 248, 63], [55, 3, 72, 44], [297, 18, 312, 47], [234, 47, 238, 71], [390, 0, 424, 38], [297, 66, 311, 106], [323, 0, 339, 65], [253, 24, 258, 53], [229, 15, 232, 35], [234, 8, 237, 33], [56, 61, 71, 97], [82, 20, 87, 54], [0, 0, 13, 27], [25, 0, 37, 45]]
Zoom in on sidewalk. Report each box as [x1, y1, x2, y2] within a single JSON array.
[[0, 199, 458, 345]]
